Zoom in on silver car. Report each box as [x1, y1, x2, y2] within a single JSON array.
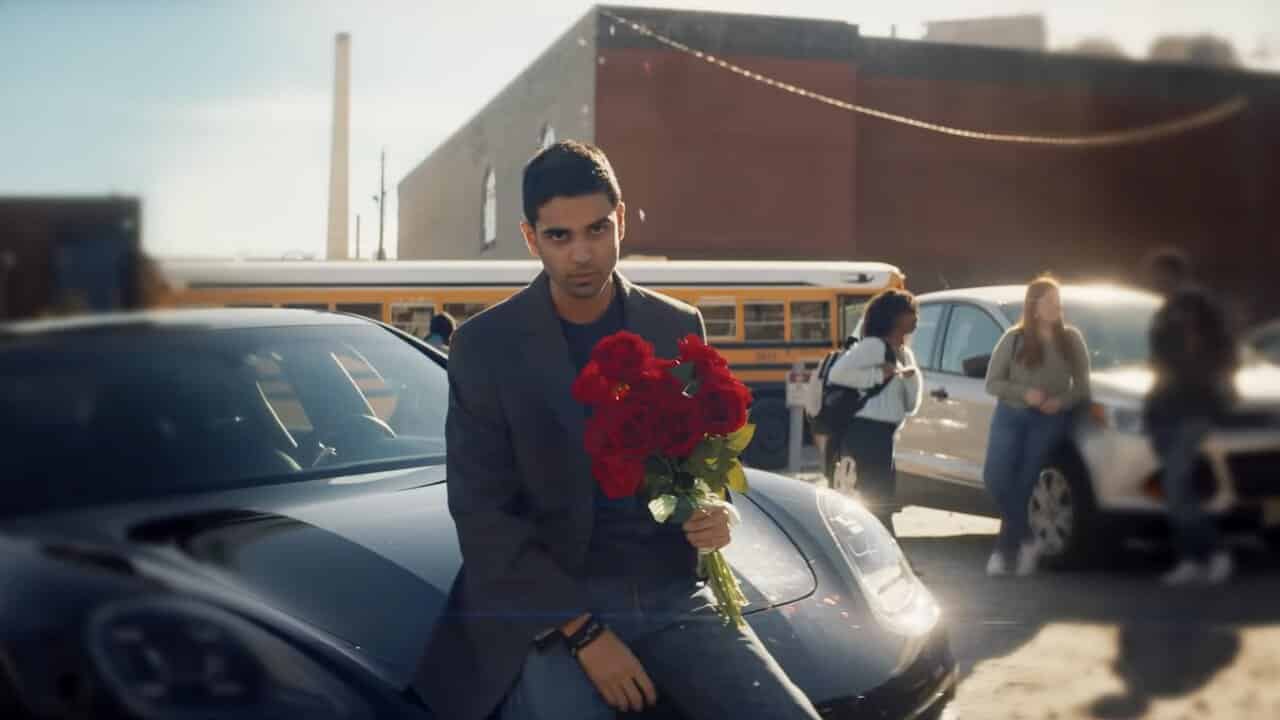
[[866, 284, 1280, 568]]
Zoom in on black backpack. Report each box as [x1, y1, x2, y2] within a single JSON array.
[[808, 337, 897, 437]]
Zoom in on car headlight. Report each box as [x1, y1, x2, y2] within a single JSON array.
[[87, 596, 371, 720], [816, 488, 940, 637], [1090, 402, 1144, 434]]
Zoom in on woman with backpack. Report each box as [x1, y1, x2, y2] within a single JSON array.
[[983, 275, 1091, 577], [826, 289, 923, 536]]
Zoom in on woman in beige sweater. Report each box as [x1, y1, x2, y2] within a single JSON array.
[[983, 276, 1091, 576]]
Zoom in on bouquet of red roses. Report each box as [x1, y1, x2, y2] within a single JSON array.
[[572, 331, 756, 626]]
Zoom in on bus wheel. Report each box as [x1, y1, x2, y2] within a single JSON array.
[[744, 396, 789, 470]]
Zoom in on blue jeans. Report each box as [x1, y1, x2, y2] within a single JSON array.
[[498, 576, 819, 720], [1150, 417, 1219, 562], [983, 403, 1070, 558]]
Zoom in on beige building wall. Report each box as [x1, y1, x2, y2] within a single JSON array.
[[397, 11, 598, 259]]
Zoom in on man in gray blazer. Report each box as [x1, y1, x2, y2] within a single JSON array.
[[413, 141, 819, 720]]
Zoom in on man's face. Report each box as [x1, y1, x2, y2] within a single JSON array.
[[521, 193, 623, 301]]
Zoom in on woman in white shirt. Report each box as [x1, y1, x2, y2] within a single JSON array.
[[826, 290, 924, 536]]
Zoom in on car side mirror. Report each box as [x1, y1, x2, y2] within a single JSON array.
[[962, 354, 990, 379]]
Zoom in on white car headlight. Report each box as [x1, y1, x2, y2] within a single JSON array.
[[87, 596, 371, 720], [816, 488, 940, 637]]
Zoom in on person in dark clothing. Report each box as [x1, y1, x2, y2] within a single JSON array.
[[413, 141, 820, 720], [1141, 248, 1239, 585], [425, 311, 455, 351]]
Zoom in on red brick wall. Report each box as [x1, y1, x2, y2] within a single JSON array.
[[594, 45, 1280, 322], [853, 73, 1280, 321], [595, 48, 859, 260]]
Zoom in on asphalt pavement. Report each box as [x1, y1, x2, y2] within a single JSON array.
[[787, 467, 1280, 720]]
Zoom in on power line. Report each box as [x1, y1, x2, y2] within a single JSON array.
[[600, 9, 1249, 148]]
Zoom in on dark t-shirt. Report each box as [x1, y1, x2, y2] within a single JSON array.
[[559, 290, 694, 589]]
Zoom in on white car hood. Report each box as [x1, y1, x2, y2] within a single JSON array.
[[1091, 363, 1280, 410]]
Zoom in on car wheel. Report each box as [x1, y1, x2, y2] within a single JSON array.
[[1029, 453, 1105, 570], [743, 396, 789, 470]]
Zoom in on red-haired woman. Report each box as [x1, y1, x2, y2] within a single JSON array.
[[983, 276, 1091, 576]]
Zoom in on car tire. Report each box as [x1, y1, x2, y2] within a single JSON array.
[[743, 396, 789, 470], [1029, 451, 1108, 570]]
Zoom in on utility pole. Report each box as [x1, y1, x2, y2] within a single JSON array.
[[355, 214, 361, 259], [373, 147, 387, 261]]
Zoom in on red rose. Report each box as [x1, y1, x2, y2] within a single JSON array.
[[657, 394, 707, 456], [572, 361, 613, 406], [587, 396, 662, 460], [591, 331, 655, 384], [698, 377, 752, 436], [677, 334, 729, 378], [593, 454, 645, 499]]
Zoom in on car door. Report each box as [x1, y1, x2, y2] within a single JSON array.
[[928, 302, 1007, 486], [893, 302, 951, 480]]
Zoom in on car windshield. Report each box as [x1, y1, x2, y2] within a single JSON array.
[[0, 322, 448, 517], [1000, 295, 1161, 371]]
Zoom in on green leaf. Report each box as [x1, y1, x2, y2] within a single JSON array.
[[668, 496, 698, 526], [726, 460, 749, 494], [725, 424, 756, 455], [648, 494, 679, 523]]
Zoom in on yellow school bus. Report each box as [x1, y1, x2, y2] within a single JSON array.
[[158, 258, 904, 468]]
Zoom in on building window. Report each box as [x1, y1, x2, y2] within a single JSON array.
[[790, 301, 831, 342], [482, 167, 497, 249], [743, 301, 785, 343], [697, 300, 737, 341], [540, 124, 557, 150]]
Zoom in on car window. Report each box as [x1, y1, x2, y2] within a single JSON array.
[[0, 324, 448, 517], [909, 304, 946, 370], [1000, 295, 1159, 370], [940, 304, 1003, 375]]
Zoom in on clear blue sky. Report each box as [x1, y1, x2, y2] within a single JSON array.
[[2, 0, 1275, 259]]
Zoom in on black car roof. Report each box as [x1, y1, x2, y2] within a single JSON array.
[[0, 308, 371, 340]]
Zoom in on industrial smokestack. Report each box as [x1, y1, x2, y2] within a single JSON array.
[[325, 32, 351, 260]]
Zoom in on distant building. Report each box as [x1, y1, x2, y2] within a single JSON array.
[[1148, 34, 1241, 68], [398, 5, 1280, 320], [922, 14, 1047, 52]]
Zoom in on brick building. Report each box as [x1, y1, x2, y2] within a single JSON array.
[[398, 5, 1280, 321]]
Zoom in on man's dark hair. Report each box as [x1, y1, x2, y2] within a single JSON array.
[[522, 141, 621, 226], [861, 289, 918, 340], [430, 312, 456, 341], [1141, 247, 1192, 295]]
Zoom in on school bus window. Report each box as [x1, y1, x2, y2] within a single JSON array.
[[698, 302, 737, 340], [790, 301, 831, 342], [335, 303, 383, 321], [743, 301, 785, 343], [839, 297, 869, 339], [284, 303, 329, 311], [443, 302, 488, 325], [391, 302, 435, 337]]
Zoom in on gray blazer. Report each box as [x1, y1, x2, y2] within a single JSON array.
[[413, 271, 705, 720]]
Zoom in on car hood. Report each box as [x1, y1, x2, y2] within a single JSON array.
[[1091, 363, 1280, 410], [1, 464, 815, 689]]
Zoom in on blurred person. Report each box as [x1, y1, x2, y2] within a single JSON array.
[[425, 311, 455, 351], [1142, 251, 1238, 585], [983, 276, 1091, 576], [825, 289, 923, 536]]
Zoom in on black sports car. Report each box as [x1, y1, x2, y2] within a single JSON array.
[[0, 309, 955, 719]]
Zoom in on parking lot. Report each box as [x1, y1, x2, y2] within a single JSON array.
[[790, 468, 1280, 719]]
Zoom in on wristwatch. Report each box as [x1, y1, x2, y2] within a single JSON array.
[[565, 615, 608, 658]]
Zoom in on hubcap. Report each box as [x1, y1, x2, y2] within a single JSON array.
[[1029, 467, 1074, 555]]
